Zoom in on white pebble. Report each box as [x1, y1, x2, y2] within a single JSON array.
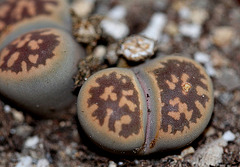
[[93, 45, 107, 63], [12, 110, 24, 122], [194, 52, 216, 76], [134, 160, 139, 165], [180, 146, 195, 157], [24, 136, 39, 149], [194, 52, 210, 63], [4, 105, 11, 113], [190, 138, 227, 166], [101, 19, 129, 40], [205, 62, 217, 77], [16, 156, 32, 167], [118, 161, 124, 166], [15, 125, 33, 138], [140, 13, 167, 41], [222, 130, 236, 142], [65, 146, 72, 155], [179, 7, 191, 19], [106, 43, 118, 65], [108, 161, 117, 167], [107, 5, 127, 20], [71, 0, 95, 17], [179, 23, 201, 39], [37, 159, 49, 167]]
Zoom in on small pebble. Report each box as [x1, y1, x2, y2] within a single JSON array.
[[199, 37, 212, 50], [24, 136, 39, 149], [154, 0, 168, 10], [134, 160, 139, 165], [211, 50, 229, 67], [16, 156, 32, 167], [191, 8, 209, 25], [179, 23, 201, 39], [180, 146, 195, 157], [118, 161, 124, 166], [194, 52, 216, 77], [100, 5, 128, 41], [15, 125, 33, 138], [107, 5, 127, 20], [217, 69, 240, 91], [3, 105, 11, 113], [93, 45, 107, 64], [65, 145, 72, 155], [161, 34, 170, 44], [71, 0, 95, 17], [37, 159, 49, 167], [205, 127, 216, 137], [205, 62, 216, 77], [172, 1, 186, 11], [194, 52, 210, 63], [218, 92, 233, 105], [10, 128, 16, 135], [12, 110, 24, 122], [222, 130, 236, 142], [178, 7, 191, 19], [106, 43, 118, 65], [101, 19, 129, 40], [212, 27, 235, 47], [108, 161, 117, 167], [140, 13, 167, 41], [164, 21, 178, 36], [191, 138, 227, 166]]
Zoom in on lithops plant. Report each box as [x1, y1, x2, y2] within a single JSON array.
[[0, 0, 71, 50], [0, 28, 85, 117], [77, 56, 214, 155]]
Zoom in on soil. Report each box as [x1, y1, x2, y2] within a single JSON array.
[[1, 0, 240, 166]]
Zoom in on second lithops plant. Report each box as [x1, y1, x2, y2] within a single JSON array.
[[0, 28, 85, 117], [0, 0, 71, 50], [77, 56, 214, 155]]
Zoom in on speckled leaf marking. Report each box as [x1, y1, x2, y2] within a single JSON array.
[[153, 59, 209, 134], [0, 29, 60, 73], [119, 35, 155, 61], [87, 72, 141, 138], [0, 0, 58, 32]]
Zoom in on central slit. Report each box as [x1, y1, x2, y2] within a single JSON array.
[[132, 68, 152, 154]]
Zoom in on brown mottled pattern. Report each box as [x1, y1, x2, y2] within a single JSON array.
[[88, 72, 141, 138], [0, 0, 58, 32], [0, 29, 60, 73], [152, 59, 209, 134]]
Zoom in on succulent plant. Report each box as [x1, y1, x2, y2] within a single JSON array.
[[117, 35, 157, 62], [77, 56, 214, 155], [0, 28, 85, 117], [0, 0, 71, 51]]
